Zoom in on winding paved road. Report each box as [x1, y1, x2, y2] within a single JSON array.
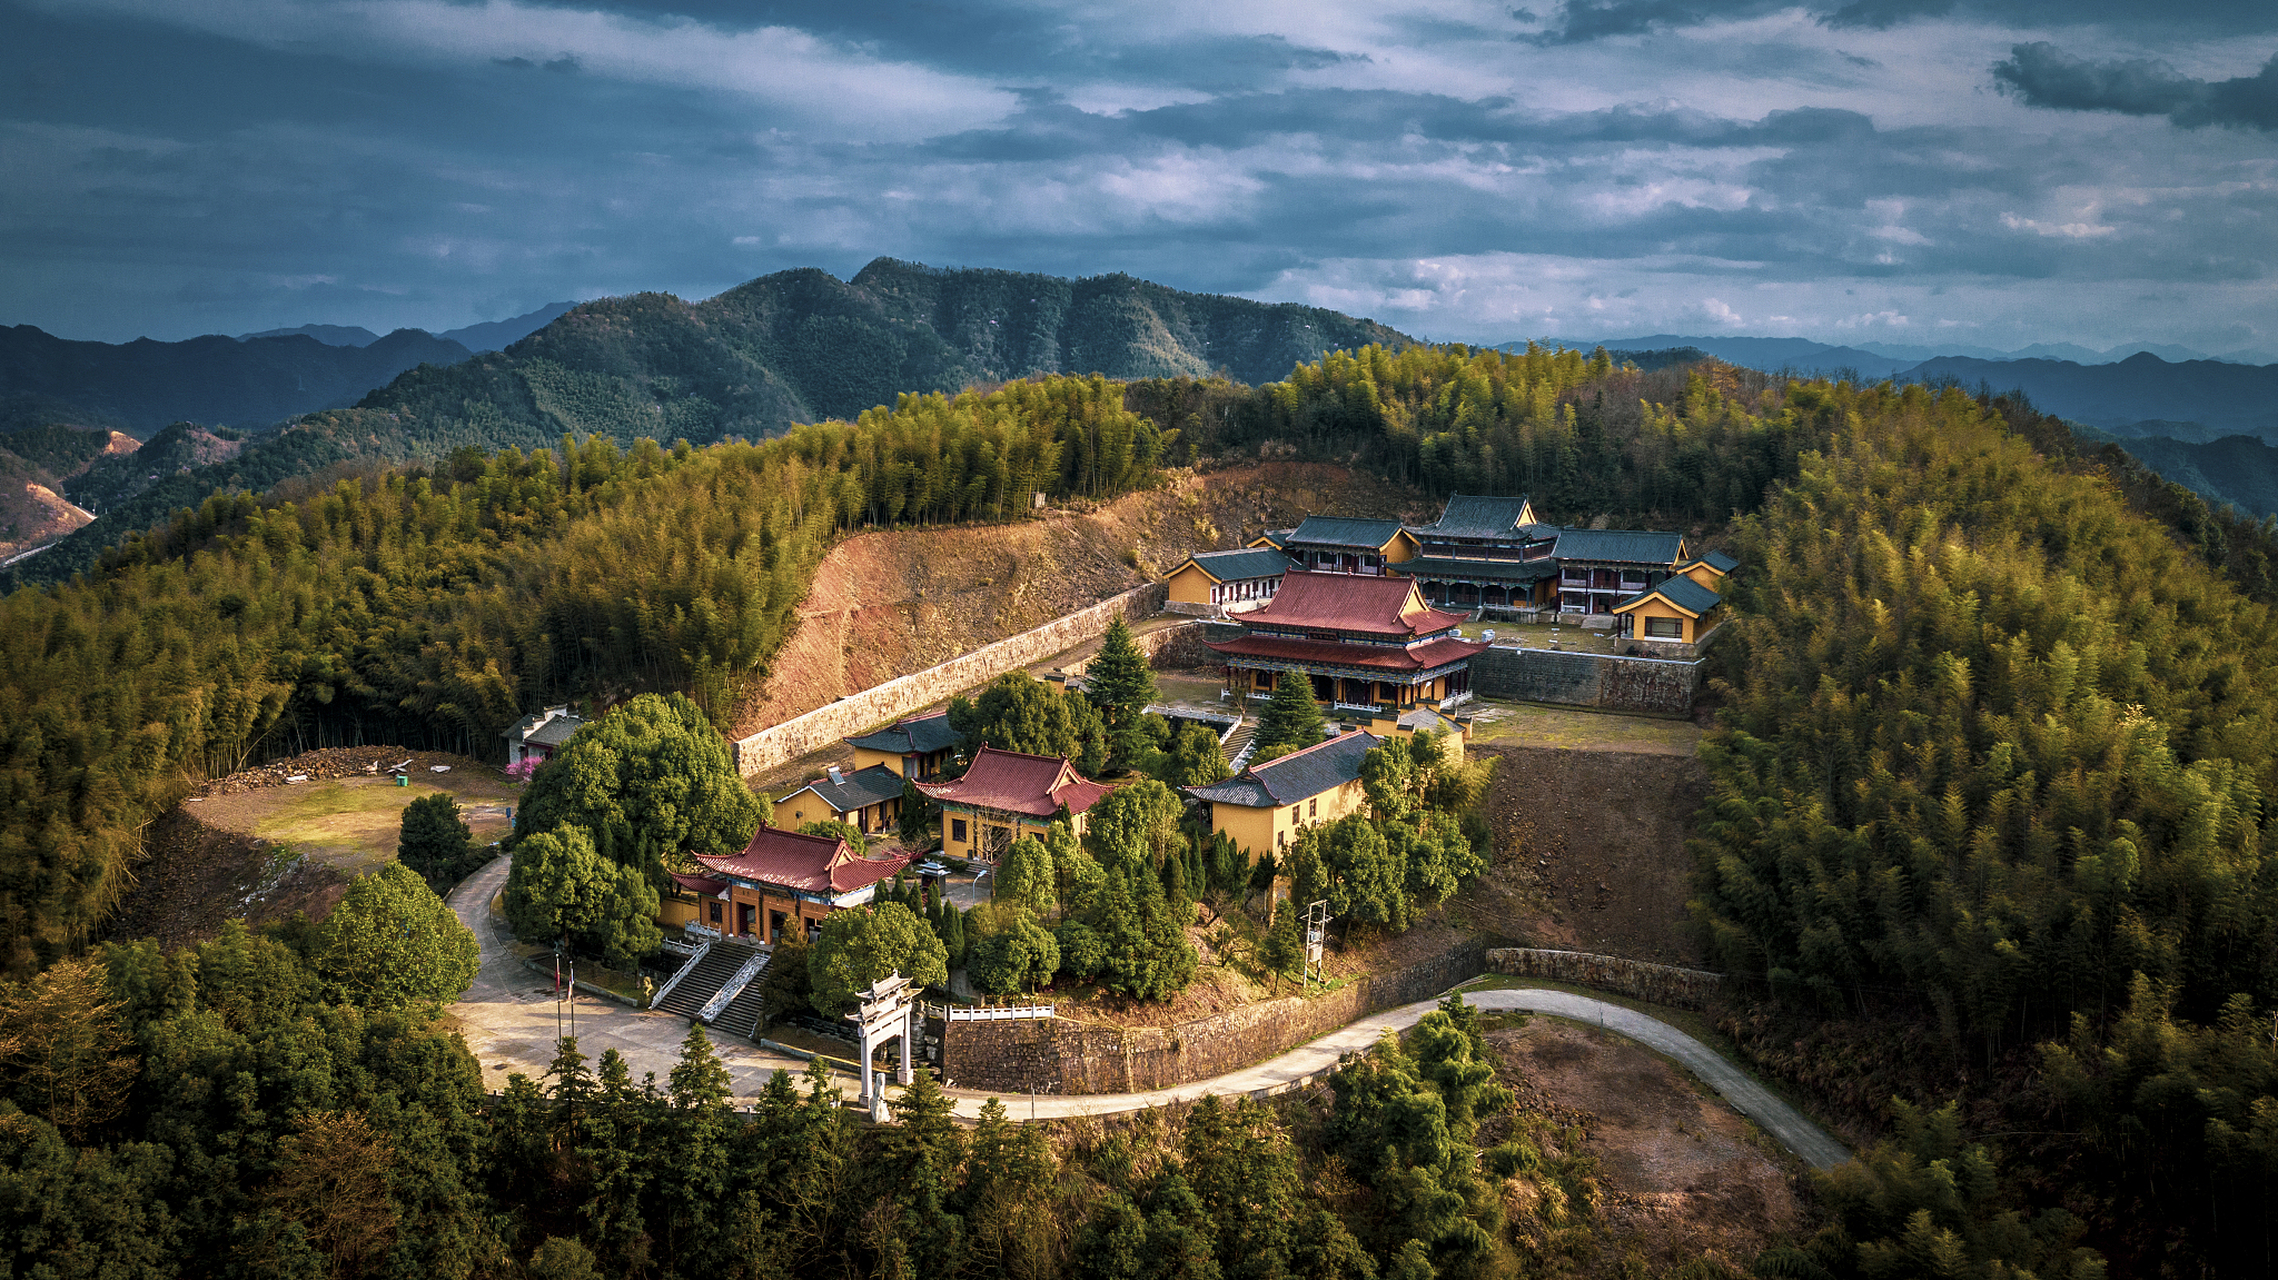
[[447, 855, 1849, 1168]]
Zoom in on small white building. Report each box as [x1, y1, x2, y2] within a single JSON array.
[[503, 705, 587, 768]]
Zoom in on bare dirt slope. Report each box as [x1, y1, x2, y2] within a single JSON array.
[[1463, 744, 1711, 967], [0, 479, 93, 558], [1490, 1016, 1803, 1273], [731, 460, 1425, 737]]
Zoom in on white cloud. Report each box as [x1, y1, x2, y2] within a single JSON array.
[[2001, 211, 2118, 239]]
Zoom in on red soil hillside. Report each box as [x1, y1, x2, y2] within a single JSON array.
[[730, 461, 1425, 737]]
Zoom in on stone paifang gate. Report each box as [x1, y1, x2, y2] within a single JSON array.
[[849, 972, 920, 1119]]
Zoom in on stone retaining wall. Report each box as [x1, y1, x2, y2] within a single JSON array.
[[1485, 947, 1724, 1010], [1469, 644, 1701, 715], [942, 940, 1489, 1095], [1143, 621, 1244, 672], [733, 583, 1168, 776]]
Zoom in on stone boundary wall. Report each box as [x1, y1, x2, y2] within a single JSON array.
[[1469, 644, 1701, 715], [1142, 620, 1244, 672], [732, 582, 1168, 776], [1485, 947, 1724, 1010], [942, 940, 1489, 1095]]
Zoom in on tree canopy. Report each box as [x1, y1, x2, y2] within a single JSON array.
[[806, 902, 949, 1015], [317, 861, 481, 1011], [1250, 674, 1326, 762], [947, 672, 1109, 776]]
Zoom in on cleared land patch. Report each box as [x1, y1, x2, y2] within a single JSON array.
[[1463, 744, 1710, 967], [112, 747, 515, 948], [1488, 1015, 1803, 1274], [194, 773, 517, 874]]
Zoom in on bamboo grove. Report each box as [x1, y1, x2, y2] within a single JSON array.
[[0, 375, 1162, 972]]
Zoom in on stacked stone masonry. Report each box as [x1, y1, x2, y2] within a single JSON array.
[[733, 583, 1168, 776], [1484, 947, 1725, 1010], [941, 941, 1488, 1095], [1468, 644, 1701, 715]]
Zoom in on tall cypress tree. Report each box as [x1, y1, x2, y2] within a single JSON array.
[[1251, 674, 1326, 761]]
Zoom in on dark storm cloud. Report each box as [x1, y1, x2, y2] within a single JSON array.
[[1994, 43, 2278, 132], [2, 0, 2273, 353]]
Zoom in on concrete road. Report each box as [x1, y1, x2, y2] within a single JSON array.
[[445, 854, 822, 1097], [447, 855, 1849, 1168]]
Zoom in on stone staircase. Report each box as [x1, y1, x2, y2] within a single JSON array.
[[711, 976, 772, 1042], [653, 938, 766, 1022], [1221, 721, 1259, 770]]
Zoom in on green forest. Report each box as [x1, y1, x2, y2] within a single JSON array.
[[7, 333, 2278, 1275], [0, 373, 1160, 972]]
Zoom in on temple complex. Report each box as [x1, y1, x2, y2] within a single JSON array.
[[1205, 569, 1486, 714]]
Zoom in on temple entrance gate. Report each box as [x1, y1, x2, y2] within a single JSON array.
[[848, 972, 920, 1116]]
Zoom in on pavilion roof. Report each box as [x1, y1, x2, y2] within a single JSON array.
[[915, 745, 1110, 819], [696, 826, 913, 895], [1237, 569, 1467, 637], [1413, 493, 1534, 541]]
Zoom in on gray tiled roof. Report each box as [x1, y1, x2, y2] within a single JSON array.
[[525, 713, 587, 747], [1187, 548, 1298, 582], [1187, 729, 1382, 808], [779, 763, 906, 814], [1617, 574, 1722, 615], [1416, 493, 1533, 540], [1552, 528, 1686, 566], [1286, 515, 1406, 550], [1185, 776, 1276, 807], [845, 712, 963, 756], [1689, 550, 1740, 574]]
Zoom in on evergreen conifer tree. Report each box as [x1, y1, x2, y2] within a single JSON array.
[[1251, 675, 1325, 761]]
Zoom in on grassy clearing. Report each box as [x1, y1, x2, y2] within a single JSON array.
[[216, 773, 518, 872], [1462, 699, 1702, 754]]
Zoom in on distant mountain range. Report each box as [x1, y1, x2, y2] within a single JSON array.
[[7, 258, 1416, 585], [1556, 333, 2278, 370], [241, 301, 580, 354], [0, 326, 474, 436]]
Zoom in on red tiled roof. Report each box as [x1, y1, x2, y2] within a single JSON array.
[[1243, 569, 1467, 638], [1204, 633, 1488, 672], [915, 744, 1110, 818], [695, 825, 914, 896], [669, 871, 729, 897]]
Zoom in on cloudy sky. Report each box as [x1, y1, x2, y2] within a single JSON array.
[[3, 0, 2274, 354]]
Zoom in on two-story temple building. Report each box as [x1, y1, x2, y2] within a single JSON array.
[[1401, 493, 1563, 610], [1266, 516, 1419, 576], [1551, 528, 1690, 617], [1205, 569, 1487, 714], [916, 744, 1111, 864]]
